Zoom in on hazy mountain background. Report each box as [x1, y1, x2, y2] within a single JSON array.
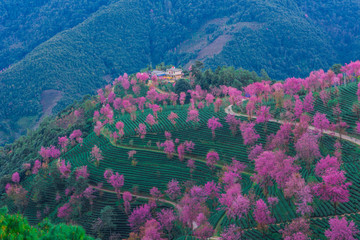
[[0, 0, 359, 144]]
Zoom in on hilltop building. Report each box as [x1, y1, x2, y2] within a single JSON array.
[[166, 66, 183, 80], [150, 67, 183, 83]]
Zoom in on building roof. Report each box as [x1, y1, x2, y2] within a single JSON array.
[[166, 68, 182, 72], [152, 70, 166, 76]]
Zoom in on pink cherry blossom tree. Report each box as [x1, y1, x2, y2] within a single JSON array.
[[313, 112, 330, 134], [115, 121, 125, 138], [58, 136, 69, 152], [57, 159, 71, 178], [325, 217, 359, 240], [303, 92, 314, 113], [161, 140, 175, 159], [225, 114, 240, 136], [280, 217, 311, 240], [177, 144, 185, 161], [135, 123, 147, 139], [219, 183, 250, 221], [186, 109, 200, 125], [165, 179, 181, 200], [168, 112, 179, 125], [207, 117, 223, 139], [123, 191, 132, 214], [128, 204, 152, 232], [145, 114, 157, 128], [91, 145, 103, 167], [253, 199, 275, 232], [239, 121, 260, 146], [206, 151, 219, 170], [313, 169, 352, 214], [221, 224, 243, 240], [295, 131, 321, 168]]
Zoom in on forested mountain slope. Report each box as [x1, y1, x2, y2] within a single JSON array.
[[0, 0, 359, 144]]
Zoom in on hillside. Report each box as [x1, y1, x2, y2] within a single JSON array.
[[2, 61, 360, 239], [0, 0, 359, 145]]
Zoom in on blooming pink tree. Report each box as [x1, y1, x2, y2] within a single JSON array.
[[256, 106, 272, 124], [249, 144, 264, 161], [169, 92, 178, 106], [315, 155, 340, 176], [128, 204, 152, 232], [186, 109, 200, 125], [205, 93, 215, 107], [76, 166, 89, 180], [253, 150, 300, 194], [295, 131, 321, 168], [149, 104, 161, 119], [269, 122, 293, 151], [58, 136, 69, 152], [214, 98, 222, 112], [136, 97, 146, 112], [177, 144, 185, 161], [104, 171, 124, 199], [135, 123, 147, 139], [320, 91, 331, 108], [325, 217, 359, 240], [187, 159, 196, 174], [206, 151, 219, 170], [165, 179, 181, 200], [69, 129, 82, 143], [219, 183, 250, 221], [145, 114, 157, 128], [179, 92, 186, 106], [313, 169, 351, 214], [221, 224, 243, 240], [293, 95, 303, 119], [12, 172, 20, 183], [157, 209, 176, 236], [207, 117, 223, 139], [225, 114, 240, 136], [161, 140, 175, 158], [168, 112, 179, 125], [115, 121, 125, 138], [123, 191, 132, 214], [280, 217, 311, 240], [303, 92, 314, 113], [150, 187, 162, 200], [283, 77, 303, 96], [57, 202, 72, 220], [39, 146, 61, 164], [253, 199, 275, 232], [57, 159, 71, 178], [239, 121, 260, 146], [91, 145, 103, 167], [94, 121, 103, 136], [356, 122, 360, 135], [32, 160, 42, 174], [193, 222, 214, 240], [313, 112, 330, 134], [246, 100, 256, 120]]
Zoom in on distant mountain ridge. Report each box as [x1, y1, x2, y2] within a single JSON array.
[[0, 0, 359, 144]]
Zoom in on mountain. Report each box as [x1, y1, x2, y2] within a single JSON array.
[[2, 62, 360, 239], [0, 0, 359, 144]]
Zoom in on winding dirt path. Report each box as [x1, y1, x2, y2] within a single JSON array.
[[91, 185, 178, 208], [225, 105, 360, 146]]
